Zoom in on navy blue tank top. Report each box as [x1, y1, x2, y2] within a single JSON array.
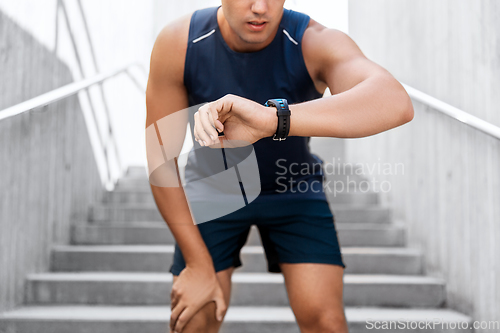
[[183, 6, 327, 203]]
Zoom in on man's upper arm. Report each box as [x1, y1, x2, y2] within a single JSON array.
[[302, 20, 393, 95], [146, 14, 191, 159], [145, 14, 191, 185], [146, 13, 191, 124]]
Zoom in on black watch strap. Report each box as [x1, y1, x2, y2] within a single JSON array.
[[265, 99, 291, 141]]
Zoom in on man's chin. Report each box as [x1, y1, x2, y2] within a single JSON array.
[[240, 34, 272, 45]]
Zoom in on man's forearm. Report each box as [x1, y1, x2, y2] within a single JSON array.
[[287, 74, 414, 138], [150, 185, 214, 269]]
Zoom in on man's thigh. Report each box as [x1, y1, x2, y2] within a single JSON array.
[[279, 262, 348, 333], [171, 266, 234, 333]]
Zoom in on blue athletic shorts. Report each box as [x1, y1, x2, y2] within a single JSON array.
[[169, 199, 345, 275]]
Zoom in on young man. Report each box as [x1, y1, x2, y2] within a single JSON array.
[[146, 1, 414, 333]]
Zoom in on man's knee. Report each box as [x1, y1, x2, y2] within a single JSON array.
[[296, 308, 349, 333], [177, 301, 222, 333], [170, 269, 233, 333]]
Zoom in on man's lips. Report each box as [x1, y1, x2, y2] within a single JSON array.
[[247, 21, 267, 31]]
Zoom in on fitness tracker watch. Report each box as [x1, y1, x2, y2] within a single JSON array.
[[265, 99, 291, 141]]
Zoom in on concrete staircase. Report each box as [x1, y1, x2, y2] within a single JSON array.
[[0, 142, 472, 333]]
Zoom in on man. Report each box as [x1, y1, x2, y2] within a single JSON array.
[[146, 1, 414, 333]]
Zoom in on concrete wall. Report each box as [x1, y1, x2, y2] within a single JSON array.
[[347, 0, 500, 327], [0, 11, 103, 312]]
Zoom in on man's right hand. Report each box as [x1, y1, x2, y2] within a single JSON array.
[[170, 264, 227, 333]]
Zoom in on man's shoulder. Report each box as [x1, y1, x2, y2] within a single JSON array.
[[156, 6, 218, 47], [149, 12, 193, 86], [303, 18, 347, 44], [302, 18, 357, 62], [155, 12, 193, 50]]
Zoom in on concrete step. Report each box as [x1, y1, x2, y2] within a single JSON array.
[[89, 204, 392, 224], [123, 161, 370, 179], [0, 305, 473, 333], [50, 245, 422, 275], [26, 272, 445, 308], [124, 165, 148, 178], [115, 173, 374, 193], [71, 222, 405, 247], [121, 160, 375, 187], [117, 169, 369, 185], [103, 188, 380, 206]]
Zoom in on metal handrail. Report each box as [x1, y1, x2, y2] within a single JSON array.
[[402, 83, 500, 140], [0, 63, 143, 121], [0, 63, 146, 191]]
